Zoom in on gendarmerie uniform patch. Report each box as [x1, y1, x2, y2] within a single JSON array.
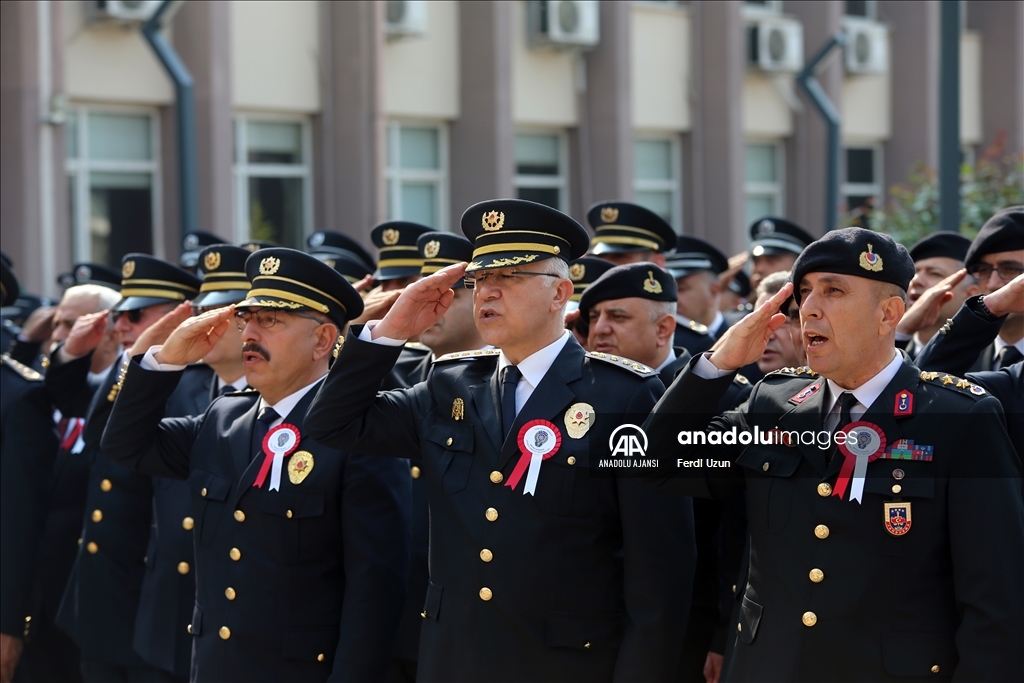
[[884, 501, 912, 536]]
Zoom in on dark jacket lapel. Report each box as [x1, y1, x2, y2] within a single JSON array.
[[469, 374, 502, 454], [775, 378, 829, 474]]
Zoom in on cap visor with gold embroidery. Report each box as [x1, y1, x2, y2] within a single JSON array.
[[461, 199, 590, 272], [114, 254, 201, 312]]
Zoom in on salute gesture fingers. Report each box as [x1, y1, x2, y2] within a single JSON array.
[[709, 282, 793, 372], [153, 305, 236, 366], [62, 310, 111, 359], [373, 263, 467, 341]]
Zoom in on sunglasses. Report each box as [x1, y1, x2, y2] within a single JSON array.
[[111, 309, 143, 324]]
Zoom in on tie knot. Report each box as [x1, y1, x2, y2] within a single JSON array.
[[257, 407, 280, 425], [219, 385, 236, 396], [501, 365, 522, 386], [838, 392, 858, 411]]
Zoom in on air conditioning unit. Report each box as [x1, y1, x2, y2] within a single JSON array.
[[528, 1, 600, 49], [386, 0, 427, 39], [746, 18, 804, 73], [843, 18, 888, 74], [88, 0, 162, 23]]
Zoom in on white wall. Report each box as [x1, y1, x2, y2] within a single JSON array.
[[960, 31, 982, 145], [384, 1, 459, 119], [511, 0, 577, 126], [231, 0, 320, 113], [63, 0, 172, 104], [743, 74, 794, 137], [631, 2, 691, 131]]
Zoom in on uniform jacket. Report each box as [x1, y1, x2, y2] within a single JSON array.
[[673, 323, 714, 356], [100, 362, 411, 683], [305, 331, 696, 683], [642, 354, 1024, 681]]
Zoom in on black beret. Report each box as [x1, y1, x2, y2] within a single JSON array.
[[192, 246, 252, 308], [568, 257, 615, 304], [1, 259, 19, 308], [749, 217, 815, 257], [908, 231, 972, 263], [314, 253, 374, 284], [371, 221, 433, 280], [462, 199, 589, 272], [418, 232, 473, 288], [307, 231, 376, 273], [57, 263, 122, 291], [579, 262, 678, 319], [586, 201, 676, 255], [728, 270, 751, 298], [964, 206, 1024, 269], [115, 255, 201, 312], [790, 228, 914, 304], [238, 248, 363, 328], [665, 236, 729, 278]]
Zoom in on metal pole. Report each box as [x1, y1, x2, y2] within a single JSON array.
[[141, 1, 197, 237], [938, 0, 960, 232], [796, 32, 846, 231]]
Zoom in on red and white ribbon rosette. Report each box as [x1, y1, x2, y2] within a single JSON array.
[[833, 421, 886, 503], [254, 423, 301, 491], [505, 420, 562, 496]]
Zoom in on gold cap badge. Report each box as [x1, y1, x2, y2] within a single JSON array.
[[600, 206, 619, 223], [859, 244, 883, 272], [569, 263, 585, 282], [259, 256, 281, 276], [424, 240, 441, 259], [382, 228, 400, 246], [122, 260, 135, 279], [643, 270, 663, 294], [204, 251, 221, 271], [482, 211, 505, 232]]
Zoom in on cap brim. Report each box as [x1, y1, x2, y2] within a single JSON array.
[[374, 266, 423, 280], [193, 289, 249, 308], [590, 242, 649, 256], [465, 251, 559, 273], [114, 296, 179, 312], [751, 242, 803, 257]]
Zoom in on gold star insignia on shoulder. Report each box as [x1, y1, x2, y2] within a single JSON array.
[[920, 371, 938, 381], [940, 375, 955, 385], [956, 378, 970, 389], [689, 320, 708, 334], [1, 354, 42, 381]]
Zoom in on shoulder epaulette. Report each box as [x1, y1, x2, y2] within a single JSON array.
[[1, 353, 42, 381], [223, 387, 259, 397], [586, 351, 655, 376], [688, 320, 709, 334], [433, 349, 502, 363], [919, 371, 986, 397], [765, 366, 818, 379], [404, 341, 430, 352]]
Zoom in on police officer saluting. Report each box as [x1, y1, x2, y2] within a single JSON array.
[[100, 248, 410, 682], [642, 227, 1023, 680], [306, 199, 694, 682]]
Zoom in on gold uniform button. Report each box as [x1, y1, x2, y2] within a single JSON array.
[[485, 507, 498, 522], [480, 549, 493, 562], [762, 462, 769, 471], [187, 624, 192, 634], [225, 587, 236, 600], [446, 437, 453, 446], [817, 482, 832, 497], [814, 524, 830, 539], [234, 510, 245, 522], [201, 487, 208, 497], [100, 479, 112, 492], [219, 626, 231, 640], [420, 611, 427, 618], [91, 509, 103, 523], [489, 471, 503, 484], [583, 641, 591, 649], [411, 466, 421, 479], [229, 547, 241, 561], [567, 456, 576, 466], [479, 587, 492, 601], [809, 568, 824, 583], [737, 623, 742, 632], [317, 654, 325, 662], [182, 516, 195, 530], [930, 665, 940, 674], [892, 484, 902, 494], [177, 562, 190, 575], [802, 611, 817, 627], [286, 510, 293, 519], [86, 541, 98, 554]]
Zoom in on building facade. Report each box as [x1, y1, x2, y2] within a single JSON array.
[[2, 0, 1022, 297]]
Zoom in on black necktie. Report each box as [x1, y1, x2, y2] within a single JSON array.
[[829, 392, 859, 463], [251, 407, 280, 462], [501, 365, 522, 439], [220, 385, 236, 396], [998, 346, 1023, 369]]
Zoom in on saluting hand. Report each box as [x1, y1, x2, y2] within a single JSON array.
[[61, 310, 110, 359], [896, 268, 966, 336], [373, 263, 467, 341], [351, 285, 403, 325], [153, 305, 236, 366], [982, 272, 1024, 317], [129, 302, 193, 357], [708, 282, 793, 372]]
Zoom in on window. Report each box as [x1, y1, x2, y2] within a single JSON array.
[[633, 136, 681, 229], [514, 131, 568, 212], [386, 121, 448, 229], [842, 145, 883, 215], [844, 1, 876, 19], [743, 1, 782, 14], [233, 116, 312, 249], [66, 108, 160, 267], [744, 141, 785, 228]]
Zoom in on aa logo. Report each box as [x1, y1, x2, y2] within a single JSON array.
[[608, 424, 648, 458]]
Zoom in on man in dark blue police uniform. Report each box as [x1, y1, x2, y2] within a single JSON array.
[[306, 199, 695, 682], [746, 217, 814, 294], [45, 255, 212, 682], [371, 221, 433, 292], [586, 201, 677, 267], [642, 227, 1023, 681], [100, 248, 410, 682], [665, 236, 731, 355]]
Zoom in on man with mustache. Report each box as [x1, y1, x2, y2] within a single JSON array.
[[100, 248, 410, 682], [305, 199, 694, 682], [641, 227, 1023, 681]]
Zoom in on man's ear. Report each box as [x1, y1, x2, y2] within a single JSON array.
[[655, 314, 675, 348], [551, 278, 574, 312], [311, 323, 339, 362], [879, 296, 906, 335]]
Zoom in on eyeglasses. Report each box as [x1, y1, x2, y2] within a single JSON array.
[[234, 309, 328, 331], [967, 262, 1024, 282], [111, 309, 143, 324], [463, 270, 559, 290]]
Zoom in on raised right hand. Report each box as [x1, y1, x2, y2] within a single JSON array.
[[896, 269, 965, 336], [153, 306, 235, 366], [708, 282, 792, 372], [373, 263, 467, 340], [982, 272, 1024, 317], [129, 302, 194, 357], [62, 310, 109, 359]]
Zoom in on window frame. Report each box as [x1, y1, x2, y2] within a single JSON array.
[[65, 104, 163, 262], [742, 1, 784, 16], [632, 133, 683, 231], [843, 0, 877, 20], [513, 128, 570, 214], [385, 119, 450, 230], [841, 143, 884, 213], [232, 112, 314, 246], [743, 139, 786, 223]]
